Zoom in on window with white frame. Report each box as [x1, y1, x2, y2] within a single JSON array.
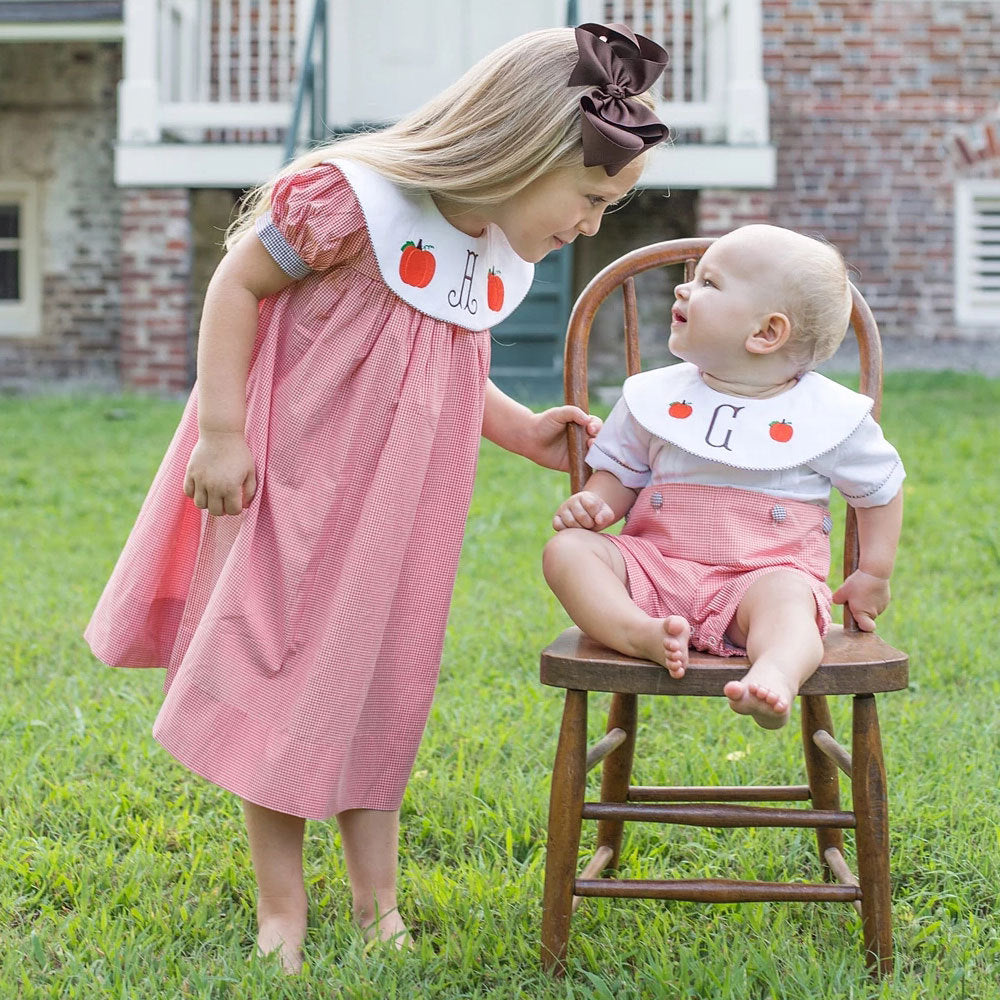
[[955, 180, 1000, 327], [0, 182, 41, 337]]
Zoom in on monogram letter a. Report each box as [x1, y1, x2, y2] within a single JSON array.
[[448, 250, 479, 314]]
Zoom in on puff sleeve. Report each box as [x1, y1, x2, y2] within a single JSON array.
[[254, 163, 367, 277], [811, 414, 905, 508], [585, 396, 654, 489]]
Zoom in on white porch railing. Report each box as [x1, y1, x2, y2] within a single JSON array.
[[118, 0, 304, 143], [115, 0, 771, 188], [577, 0, 768, 146]]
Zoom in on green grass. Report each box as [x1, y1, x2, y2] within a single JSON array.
[[1, 371, 998, 998]]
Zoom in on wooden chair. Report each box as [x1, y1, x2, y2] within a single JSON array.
[[539, 238, 908, 979]]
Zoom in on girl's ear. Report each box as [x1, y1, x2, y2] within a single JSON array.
[[746, 312, 791, 355]]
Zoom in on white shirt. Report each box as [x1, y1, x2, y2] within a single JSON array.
[[587, 363, 905, 508]]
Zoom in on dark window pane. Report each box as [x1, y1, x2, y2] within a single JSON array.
[[0, 249, 19, 300], [0, 205, 19, 239]]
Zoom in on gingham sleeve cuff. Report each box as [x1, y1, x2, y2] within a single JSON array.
[[255, 213, 312, 279]]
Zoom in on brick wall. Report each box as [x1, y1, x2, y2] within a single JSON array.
[[0, 41, 195, 392], [4, 4, 998, 393], [119, 188, 193, 392], [586, 1, 1000, 390], [0, 42, 122, 388], [755, 0, 1000, 342]]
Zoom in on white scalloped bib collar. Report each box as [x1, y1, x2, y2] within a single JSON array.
[[328, 158, 535, 332], [623, 362, 874, 471]]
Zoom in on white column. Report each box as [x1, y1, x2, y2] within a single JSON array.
[[118, 0, 161, 143], [725, 0, 769, 146]]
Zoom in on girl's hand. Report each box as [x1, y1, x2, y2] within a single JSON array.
[[831, 570, 891, 632], [553, 491, 616, 531], [525, 405, 603, 472], [184, 431, 257, 516]]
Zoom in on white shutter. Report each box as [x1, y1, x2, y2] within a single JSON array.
[[956, 180, 1000, 326]]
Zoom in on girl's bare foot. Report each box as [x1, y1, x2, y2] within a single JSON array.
[[256, 909, 307, 974], [723, 663, 796, 730], [661, 615, 691, 678], [359, 906, 413, 952]]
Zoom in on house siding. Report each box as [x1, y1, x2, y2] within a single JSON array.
[[759, 0, 1000, 344], [580, 0, 1000, 380], [0, 42, 122, 388], [1, 2, 998, 392]]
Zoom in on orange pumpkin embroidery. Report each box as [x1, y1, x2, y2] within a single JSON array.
[[487, 268, 505, 312], [769, 419, 793, 442], [399, 240, 436, 288]]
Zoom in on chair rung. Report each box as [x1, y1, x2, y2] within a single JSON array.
[[824, 846, 864, 916], [813, 729, 853, 777], [586, 728, 627, 772], [571, 846, 615, 914], [629, 784, 811, 803], [574, 877, 862, 903], [581, 801, 856, 828]]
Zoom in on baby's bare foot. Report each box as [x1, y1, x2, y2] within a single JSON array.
[[256, 915, 306, 974], [723, 671, 795, 730], [661, 616, 691, 678]]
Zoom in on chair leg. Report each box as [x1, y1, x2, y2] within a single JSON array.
[[597, 692, 637, 870], [800, 694, 844, 877], [852, 694, 893, 978], [541, 688, 588, 975]]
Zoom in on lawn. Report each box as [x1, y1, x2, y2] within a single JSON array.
[[1, 371, 998, 999]]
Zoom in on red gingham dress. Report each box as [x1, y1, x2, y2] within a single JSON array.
[[85, 165, 497, 819]]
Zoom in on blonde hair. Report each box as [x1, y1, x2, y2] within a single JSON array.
[[727, 225, 852, 372], [226, 27, 655, 249], [781, 237, 853, 371]]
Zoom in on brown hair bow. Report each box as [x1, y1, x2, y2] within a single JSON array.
[[568, 22, 669, 176]]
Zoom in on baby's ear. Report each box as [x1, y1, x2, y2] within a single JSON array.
[[746, 312, 791, 355]]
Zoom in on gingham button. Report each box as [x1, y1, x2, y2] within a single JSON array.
[[771, 505, 787, 523], [822, 515, 833, 534], [650, 491, 663, 509]]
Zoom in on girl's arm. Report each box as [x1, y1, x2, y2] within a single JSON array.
[[481, 380, 602, 472], [553, 470, 636, 532], [183, 232, 294, 516], [831, 488, 903, 631]]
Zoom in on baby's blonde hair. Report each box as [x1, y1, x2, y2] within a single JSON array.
[[783, 238, 853, 371], [227, 28, 656, 249], [731, 225, 852, 372]]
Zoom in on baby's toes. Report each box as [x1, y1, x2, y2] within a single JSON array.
[[763, 691, 787, 711], [723, 680, 745, 702]]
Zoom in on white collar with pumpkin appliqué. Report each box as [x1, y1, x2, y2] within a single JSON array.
[[622, 362, 874, 471], [327, 158, 534, 332]]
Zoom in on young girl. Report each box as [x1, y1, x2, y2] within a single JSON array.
[[543, 224, 904, 731], [86, 23, 669, 973]]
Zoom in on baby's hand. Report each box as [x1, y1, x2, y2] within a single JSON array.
[[831, 570, 891, 632], [184, 431, 257, 516], [553, 491, 616, 532]]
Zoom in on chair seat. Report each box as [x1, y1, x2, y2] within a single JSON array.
[[540, 624, 908, 697]]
